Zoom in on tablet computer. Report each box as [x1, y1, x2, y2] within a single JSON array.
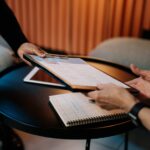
[[24, 67, 65, 88]]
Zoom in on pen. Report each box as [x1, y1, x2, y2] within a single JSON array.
[[82, 93, 96, 103], [89, 98, 96, 103], [86, 96, 96, 103]]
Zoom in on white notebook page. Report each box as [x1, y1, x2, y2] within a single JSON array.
[[49, 93, 125, 127]]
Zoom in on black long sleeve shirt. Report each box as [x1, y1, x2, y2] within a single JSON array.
[[0, 0, 28, 55]]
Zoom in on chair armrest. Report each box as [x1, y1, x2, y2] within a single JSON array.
[[0, 35, 15, 72]]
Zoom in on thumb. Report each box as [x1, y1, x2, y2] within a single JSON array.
[[130, 64, 150, 80], [33, 48, 46, 57], [130, 64, 141, 76], [97, 83, 106, 90]]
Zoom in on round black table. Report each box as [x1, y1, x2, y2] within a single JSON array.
[[0, 57, 136, 149]]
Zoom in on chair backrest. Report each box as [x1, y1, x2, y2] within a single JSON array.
[[0, 35, 15, 72], [89, 38, 150, 70]]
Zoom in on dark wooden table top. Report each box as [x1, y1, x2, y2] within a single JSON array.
[[0, 57, 136, 139]]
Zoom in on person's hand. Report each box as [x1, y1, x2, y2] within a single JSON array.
[[127, 77, 150, 98], [17, 43, 47, 65], [130, 64, 150, 81], [126, 64, 150, 98], [88, 84, 138, 112]]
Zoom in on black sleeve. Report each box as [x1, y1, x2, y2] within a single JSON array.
[[0, 0, 28, 55]]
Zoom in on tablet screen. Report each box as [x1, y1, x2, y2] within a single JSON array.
[[24, 67, 65, 87]]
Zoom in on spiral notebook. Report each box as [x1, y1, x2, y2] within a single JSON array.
[[49, 92, 128, 127]]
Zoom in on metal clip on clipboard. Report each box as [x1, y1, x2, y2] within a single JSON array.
[[45, 53, 69, 59]]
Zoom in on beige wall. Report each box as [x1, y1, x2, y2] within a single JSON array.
[[7, 0, 150, 55]]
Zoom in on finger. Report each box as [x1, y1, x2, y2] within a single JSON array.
[[22, 59, 32, 66], [32, 48, 46, 57], [130, 64, 150, 81], [97, 84, 105, 90], [130, 64, 141, 76], [18, 49, 32, 59], [127, 84, 137, 90], [18, 49, 33, 65], [96, 100, 119, 110], [100, 104, 119, 110], [87, 91, 99, 100], [126, 77, 140, 85], [140, 72, 150, 81]]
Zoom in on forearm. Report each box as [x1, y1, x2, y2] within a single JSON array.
[[138, 108, 150, 131], [121, 94, 139, 113], [0, 0, 28, 55], [125, 98, 150, 131]]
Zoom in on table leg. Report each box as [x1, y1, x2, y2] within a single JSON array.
[[85, 139, 91, 150], [124, 132, 128, 150]]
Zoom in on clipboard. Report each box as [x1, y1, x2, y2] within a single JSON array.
[[23, 54, 139, 93]]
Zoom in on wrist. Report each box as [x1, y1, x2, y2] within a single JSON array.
[[128, 102, 147, 126], [122, 97, 139, 113]]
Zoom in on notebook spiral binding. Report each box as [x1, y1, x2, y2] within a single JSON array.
[[67, 113, 128, 126]]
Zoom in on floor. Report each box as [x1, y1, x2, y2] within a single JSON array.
[[4, 128, 149, 150], [0, 128, 149, 150]]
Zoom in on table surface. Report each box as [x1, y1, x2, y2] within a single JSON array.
[[0, 57, 136, 139]]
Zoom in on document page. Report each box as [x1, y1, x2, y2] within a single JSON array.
[[30, 55, 129, 89]]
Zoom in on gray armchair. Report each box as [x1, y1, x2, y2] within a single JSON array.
[[0, 35, 15, 72], [89, 38, 150, 69]]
